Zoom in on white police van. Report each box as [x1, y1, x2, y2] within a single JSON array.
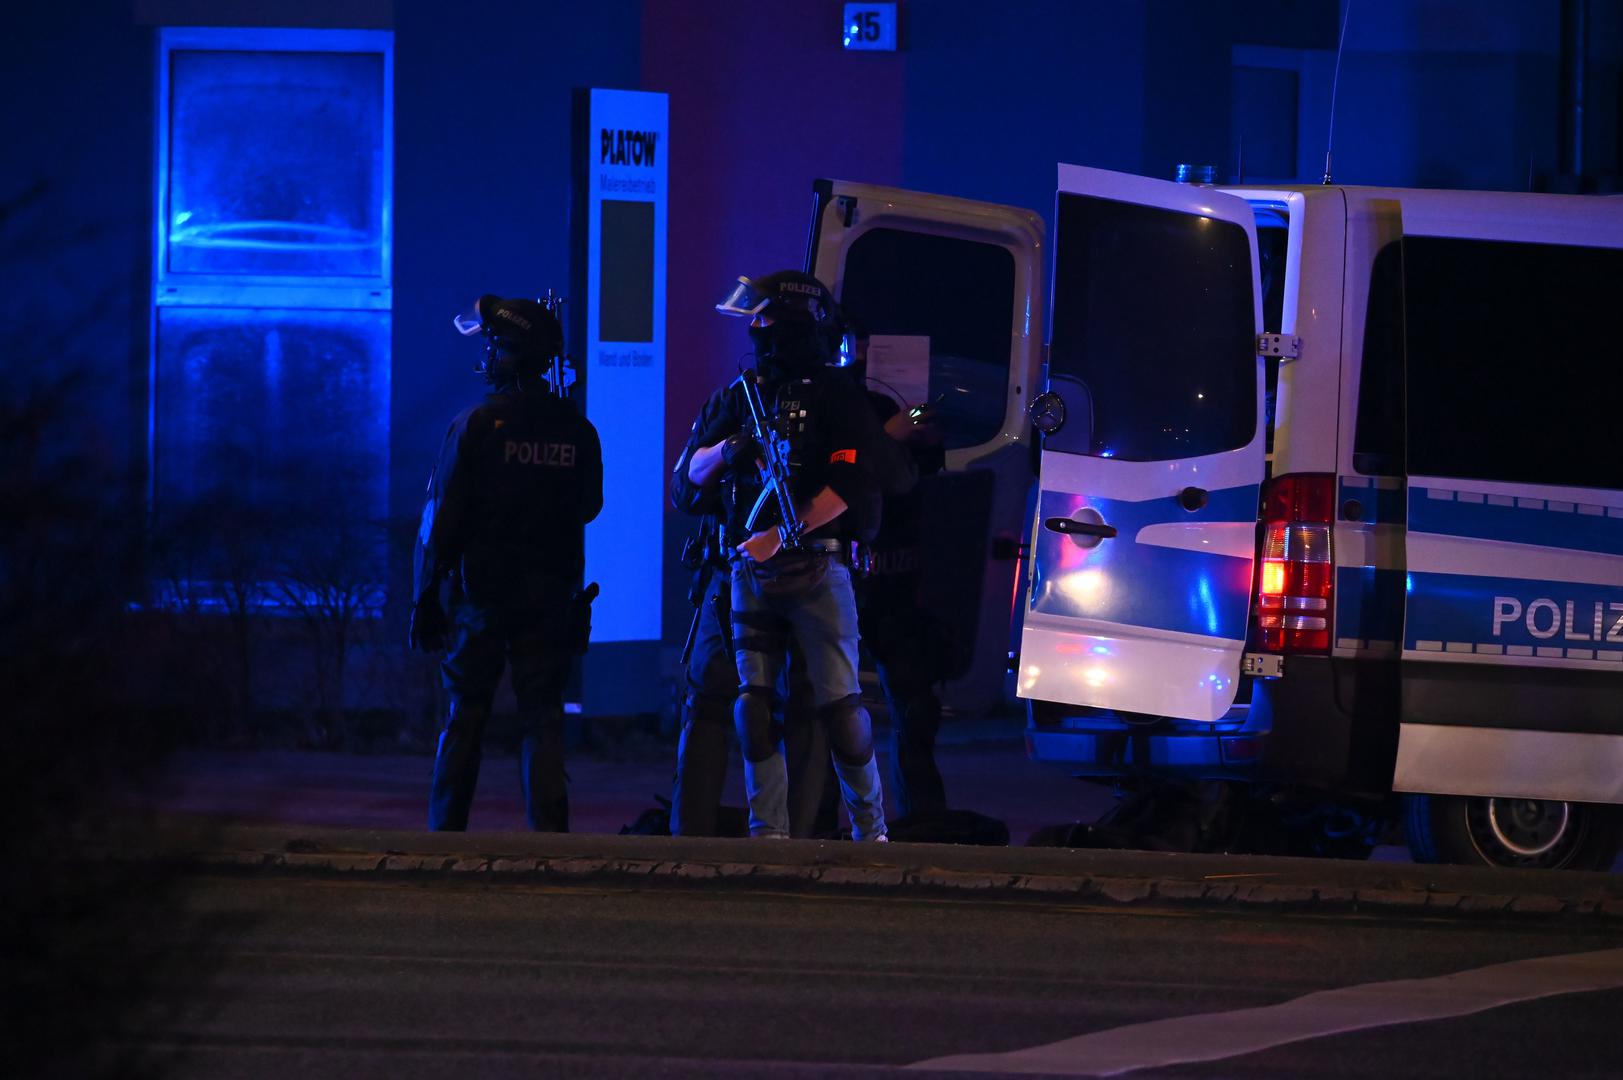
[[809, 167, 1622, 870]]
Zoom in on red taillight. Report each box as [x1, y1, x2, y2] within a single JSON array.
[[1254, 473, 1335, 654]]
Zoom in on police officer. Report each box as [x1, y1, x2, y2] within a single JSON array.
[[410, 294, 603, 832], [687, 271, 889, 841], [859, 382, 951, 819], [669, 400, 830, 839]]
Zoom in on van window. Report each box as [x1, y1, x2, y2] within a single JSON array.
[[838, 227, 1016, 451], [1254, 213, 1288, 457], [1353, 241, 1405, 475], [1046, 193, 1256, 460], [1405, 236, 1623, 491]]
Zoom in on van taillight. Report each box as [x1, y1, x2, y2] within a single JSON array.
[[1254, 474, 1334, 654]]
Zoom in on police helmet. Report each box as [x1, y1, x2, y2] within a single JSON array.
[[715, 271, 836, 326], [454, 294, 564, 382]]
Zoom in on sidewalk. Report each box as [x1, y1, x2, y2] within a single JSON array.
[[139, 729, 1119, 845], [118, 728, 1623, 921]]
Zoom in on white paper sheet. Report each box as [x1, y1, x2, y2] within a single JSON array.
[[864, 334, 931, 409]]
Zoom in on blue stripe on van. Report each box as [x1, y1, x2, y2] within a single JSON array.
[[1335, 566, 1405, 644], [1409, 489, 1623, 555], [1029, 485, 1257, 640], [1404, 571, 1623, 658]]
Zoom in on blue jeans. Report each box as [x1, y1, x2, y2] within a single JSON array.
[[670, 570, 829, 837], [730, 556, 860, 707]]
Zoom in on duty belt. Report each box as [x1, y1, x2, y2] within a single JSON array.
[[728, 537, 848, 567]]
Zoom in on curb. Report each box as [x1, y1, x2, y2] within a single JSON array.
[[86, 823, 1623, 921]]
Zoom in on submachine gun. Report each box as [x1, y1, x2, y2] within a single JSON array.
[[678, 370, 807, 666], [538, 289, 576, 399], [734, 368, 806, 552]]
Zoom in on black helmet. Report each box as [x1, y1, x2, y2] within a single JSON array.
[[454, 294, 564, 384], [715, 271, 836, 326]]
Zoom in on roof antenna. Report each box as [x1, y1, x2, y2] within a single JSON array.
[[1322, 1, 1354, 184]]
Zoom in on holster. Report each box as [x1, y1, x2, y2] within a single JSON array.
[[568, 582, 600, 654]]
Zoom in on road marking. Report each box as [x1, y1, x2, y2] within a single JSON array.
[[909, 947, 1623, 1076]]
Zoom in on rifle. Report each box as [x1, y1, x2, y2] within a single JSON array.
[[678, 527, 714, 667], [732, 369, 805, 551], [677, 519, 739, 667]]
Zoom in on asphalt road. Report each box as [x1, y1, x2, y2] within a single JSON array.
[[97, 873, 1623, 1078]]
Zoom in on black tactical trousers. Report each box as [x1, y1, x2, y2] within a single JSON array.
[[671, 572, 831, 837], [860, 575, 949, 819], [431, 597, 572, 832]]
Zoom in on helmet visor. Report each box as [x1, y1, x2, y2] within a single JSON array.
[[715, 277, 772, 318], [453, 297, 488, 337]]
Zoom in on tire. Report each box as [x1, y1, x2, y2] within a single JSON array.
[[1405, 793, 1623, 871]]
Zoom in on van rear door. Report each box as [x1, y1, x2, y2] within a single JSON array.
[[1018, 164, 1267, 722], [1391, 197, 1623, 805], [806, 180, 1045, 712]]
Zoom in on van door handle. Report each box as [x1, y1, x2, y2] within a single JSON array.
[[1044, 517, 1117, 540]]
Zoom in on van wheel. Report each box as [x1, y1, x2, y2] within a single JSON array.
[[1406, 793, 1622, 871]]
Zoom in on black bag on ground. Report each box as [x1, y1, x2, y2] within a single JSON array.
[[619, 797, 671, 836], [886, 809, 1009, 846]]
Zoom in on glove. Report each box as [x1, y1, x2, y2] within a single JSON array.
[[720, 432, 761, 470], [408, 592, 448, 652]]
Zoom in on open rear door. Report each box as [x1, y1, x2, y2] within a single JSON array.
[[807, 180, 1044, 712], [1018, 164, 1267, 723]]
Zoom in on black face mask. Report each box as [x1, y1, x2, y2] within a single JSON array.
[[750, 321, 825, 382]]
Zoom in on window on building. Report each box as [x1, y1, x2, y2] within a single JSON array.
[[151, 28, 393, 606]]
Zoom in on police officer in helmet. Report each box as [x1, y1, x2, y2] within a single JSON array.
[[669, 393, 829, 839], [411, 294, 603, 832], [687, 271, 889, 840]]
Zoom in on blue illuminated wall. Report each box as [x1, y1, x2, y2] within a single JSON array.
[[151, 28, 394, 588]]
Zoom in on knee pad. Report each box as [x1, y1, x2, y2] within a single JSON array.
[[814, 694, 864, 727], [817, 695, 873, 765], [734, 687, 779, 762]]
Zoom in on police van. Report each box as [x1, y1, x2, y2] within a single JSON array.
[[807, 167, 1622, 870]]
